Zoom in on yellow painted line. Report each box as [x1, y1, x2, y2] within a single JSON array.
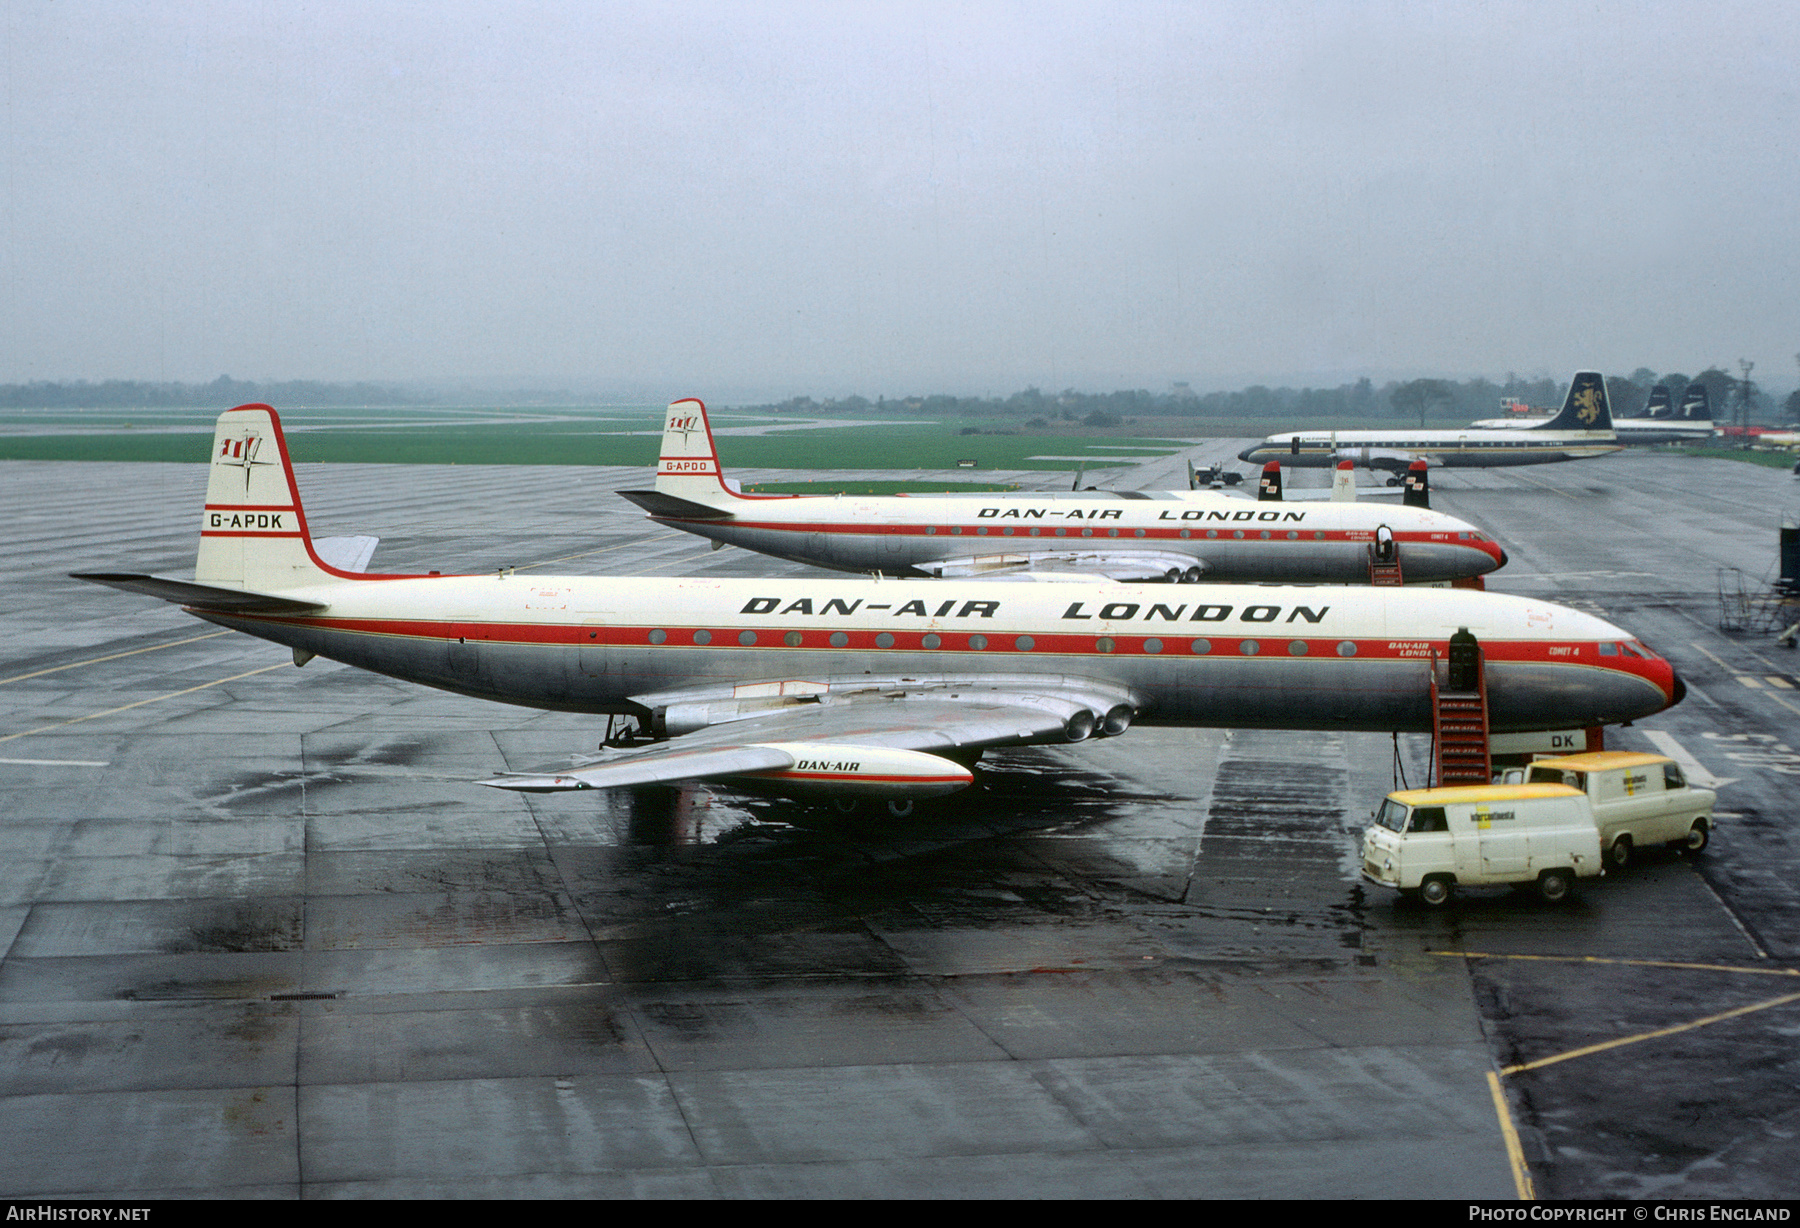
[[1486, 1071, 1536, 1200], [1499, 990, 1800, 1076], [0, 631, 233, 686], [1688, 643, 1800, 715], [0, 663, 288, 745], [1689, 641, 1737, 671], [1765, 690, 1800, 717], [1767, 676, 1794, 690], [1432, 951, 1800, 977], [1738, 676, 1764, 688]]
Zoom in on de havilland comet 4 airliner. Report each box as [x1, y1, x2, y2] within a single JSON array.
[[617, 398, 1506, 585], [1237, 371, 1622, 472], [75, 405, 1683, 811]]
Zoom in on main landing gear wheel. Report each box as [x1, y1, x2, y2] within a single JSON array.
[[1537, 869, 1574, 903], [1418, 877, 1453, 908], [1183, 566, 1204, 584], [886, 799, 915, 818]]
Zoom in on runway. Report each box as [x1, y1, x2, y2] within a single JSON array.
[[2, 442, 1798, 1198]]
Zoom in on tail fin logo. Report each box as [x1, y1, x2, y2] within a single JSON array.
[[214, 430, 273, 492], [1572, 382, 1603, 425], [667, 414, 701, 441]]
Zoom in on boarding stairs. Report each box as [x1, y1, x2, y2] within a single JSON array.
[[1368, 529, 1404, 586], [1432, 629, 1490, 786]]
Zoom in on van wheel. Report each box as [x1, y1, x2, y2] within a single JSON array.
[[1683, 820, 1710, 853], [1607, 835, 1632, 870], [1537, 869, 1574, 903], [1418, 877, 1453, 908]]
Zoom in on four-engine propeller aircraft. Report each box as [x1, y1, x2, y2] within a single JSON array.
[[618, 399, 1505, 585], [74, 405, 1684, 811], [1237, 371, 1622, 472]]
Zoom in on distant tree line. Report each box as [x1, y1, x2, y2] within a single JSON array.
[[736, 366, 1778, 425], [0, 375, 424, 409]]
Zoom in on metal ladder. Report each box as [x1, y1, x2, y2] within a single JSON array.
[[1432, 629, 1490, 785]]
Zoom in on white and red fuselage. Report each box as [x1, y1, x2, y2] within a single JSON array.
[[619, 400, 1506, 585]]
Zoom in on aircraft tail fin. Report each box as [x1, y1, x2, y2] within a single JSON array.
[[194, 405, 340, 591], [652, 397, 738, 504], [1681, 384, 1712, 421], [1402, 460, 1430, 509], [1534, 371, 1613, 432], [1643, 385, 1673, 419], [1257, 461, 1283, 501], [1330, 459, 1357, 502]]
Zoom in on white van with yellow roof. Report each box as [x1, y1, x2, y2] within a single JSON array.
[[1524, 751, 1716, 868], [1361, 783, 1601, 907]]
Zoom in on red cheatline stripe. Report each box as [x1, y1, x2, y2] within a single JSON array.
[[751, 771, 970, 783], [203, 503, 299, 512], [696, 518, 1478, 543], [200, 531, 309, 539], [213, 612, 1666, 676]]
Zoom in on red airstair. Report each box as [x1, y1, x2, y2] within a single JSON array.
[[1432, 629, 1490, 785]]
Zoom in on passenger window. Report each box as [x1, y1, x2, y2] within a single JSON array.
[[1663, 762, 1686, 789], [1408, 807, 1448, 833]]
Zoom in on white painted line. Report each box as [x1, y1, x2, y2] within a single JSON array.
[[1641, 730, 1736, 790], [1737, 676, 1763, 688], [0, 630, 233, 686], [0, 663, 288, 745], [0, 757, 109, 767]]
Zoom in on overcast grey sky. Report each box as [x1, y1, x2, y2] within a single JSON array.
[[3, 1, 1795, 398]]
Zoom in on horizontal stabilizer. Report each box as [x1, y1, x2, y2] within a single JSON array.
[[70, 573, 328, 614], [312, 535, 379, 573], [617, 489, 736, 521]]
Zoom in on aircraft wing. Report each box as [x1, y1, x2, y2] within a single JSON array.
[[1336, 447, 1426, 471], [921, 550, 1201, 582], [478, 679, 1135, 795]]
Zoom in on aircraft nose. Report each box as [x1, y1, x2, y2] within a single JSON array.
[[1236, 447, 1259, 463]]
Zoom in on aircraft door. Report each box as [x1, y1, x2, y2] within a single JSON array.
[[579, 618, 613, 677], [1374, 524, 1396, 565]]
